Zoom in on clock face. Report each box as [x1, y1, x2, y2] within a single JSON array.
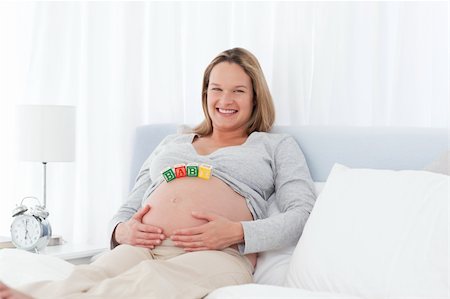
[[10, 215, 42, 250]]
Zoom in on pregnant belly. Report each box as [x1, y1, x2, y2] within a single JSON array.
[[142, 176, 253, 237]]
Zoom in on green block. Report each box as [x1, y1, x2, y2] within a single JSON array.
[[162, 168, 176, 182], [186, 164, 198, 177]]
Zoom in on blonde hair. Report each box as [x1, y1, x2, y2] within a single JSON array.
[[193, 47, 275, 136]]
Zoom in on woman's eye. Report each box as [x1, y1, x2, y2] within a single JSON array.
[[211, 88, 222, 91], [235, 90, 245, 93]]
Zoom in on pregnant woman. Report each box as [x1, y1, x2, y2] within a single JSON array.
[[0, 47, 316, 299]]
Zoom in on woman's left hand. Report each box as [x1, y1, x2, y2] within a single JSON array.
[[170, 211, 244, 251]]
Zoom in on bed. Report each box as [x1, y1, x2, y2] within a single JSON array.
[[1, 124, 448, 298]]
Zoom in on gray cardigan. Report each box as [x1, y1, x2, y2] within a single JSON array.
[[109, 132, 316, 254]]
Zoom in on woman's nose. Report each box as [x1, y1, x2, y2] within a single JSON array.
[[220, 91, 235, 102]]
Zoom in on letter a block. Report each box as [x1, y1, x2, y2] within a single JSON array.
[[186, 163, 199, 177], [198, 164, 212, 180], [161, 167, 176, 182], [174, 164, 187, 178]]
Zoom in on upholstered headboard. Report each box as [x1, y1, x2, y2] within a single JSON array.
[[129, 124, 449, 188]]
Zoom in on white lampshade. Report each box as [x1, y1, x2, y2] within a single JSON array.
[[17, 105, 76, 162]]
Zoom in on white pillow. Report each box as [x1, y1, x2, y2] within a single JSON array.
[[286, 164, 449, 298], [253, 182, 325, 285]]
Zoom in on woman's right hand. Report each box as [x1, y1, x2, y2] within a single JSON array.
[[114, 204, 165, 248]]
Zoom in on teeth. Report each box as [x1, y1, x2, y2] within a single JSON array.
[[218, 108, 237, 114]]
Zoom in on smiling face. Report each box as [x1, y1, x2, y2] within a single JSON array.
[[206, 62, 254, 135]]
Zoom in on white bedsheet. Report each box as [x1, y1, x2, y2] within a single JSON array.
[[0, 249, 363, 298], [0, 248, 73, 287], [206, 284, 362, 299]]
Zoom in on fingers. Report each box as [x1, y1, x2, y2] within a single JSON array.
[[135, 231, 165, 241], [171, 234, 209, 250], [117, 221, 164, 247], [191, 211, 217, 222], [0, 291, 11, 299], [138, 223, 163, 234], [171, 233, 202, 242], [173, 241, 204, 248], [172, 225, 205, 236], [128, 228, 165, 248], [0, 282, 12, 299], [135, 238, 162, 248], [171, 226, 205, 247], [133, 204, 151, 221], [129, 236, 164, 249]]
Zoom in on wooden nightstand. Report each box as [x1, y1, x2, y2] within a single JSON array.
[[40, 242, 108, 265]]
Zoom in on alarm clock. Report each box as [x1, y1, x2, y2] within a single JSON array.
[[10, 196, 52, 252]]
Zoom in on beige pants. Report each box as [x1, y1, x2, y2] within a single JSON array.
[[19, 240, 254, 299]]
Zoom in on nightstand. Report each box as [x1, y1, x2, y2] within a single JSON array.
[[40, 242, 108, 265]]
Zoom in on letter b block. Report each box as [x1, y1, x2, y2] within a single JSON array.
[[198, 164, 212, 180], [162, 167, 176, 182], [186, 163, 199, 177]]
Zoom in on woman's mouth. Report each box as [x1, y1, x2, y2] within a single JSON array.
[[216, 108, 238, 115]]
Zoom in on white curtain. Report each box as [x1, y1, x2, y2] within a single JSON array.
[[0, 1, 448, 244]]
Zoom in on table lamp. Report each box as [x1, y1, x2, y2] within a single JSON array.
[[14, 105, 76, 250]]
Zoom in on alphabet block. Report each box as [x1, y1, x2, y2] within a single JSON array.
[[186, 163, 199, 177], [198, 164, 213, 180], [174, 164, 187, 178], [161, 167, 176, 182]]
